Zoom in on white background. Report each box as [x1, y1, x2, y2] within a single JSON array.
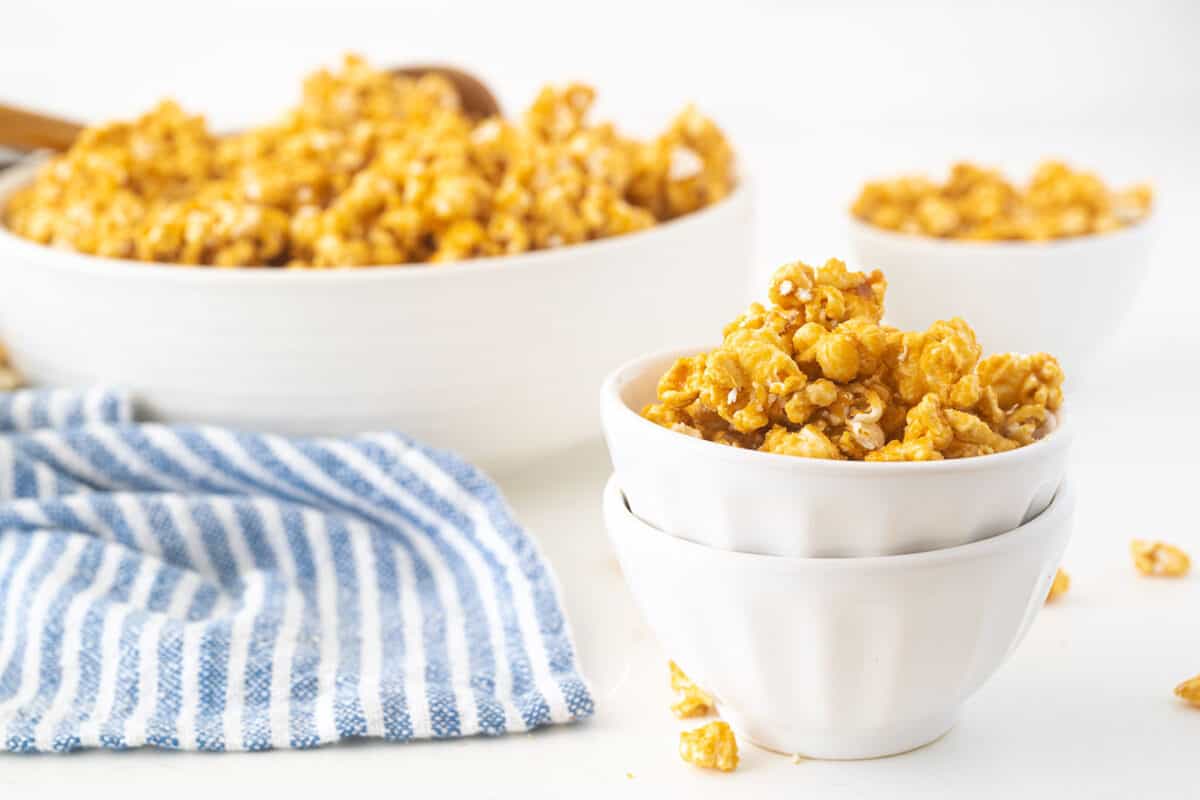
[[3, 0, 1199, 796]]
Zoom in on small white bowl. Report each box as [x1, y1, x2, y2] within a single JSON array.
[[847, 217, 1154, 380], [0, 160, 752, 473], [600, 347, 1071, 558], [603, 474, 1075, 760]]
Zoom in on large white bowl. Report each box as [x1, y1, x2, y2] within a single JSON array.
[[0, 160, 752, 473], [604, 474, 1075, 760], [847, 218, 1154, 380], [600, 347, 1071, 558]]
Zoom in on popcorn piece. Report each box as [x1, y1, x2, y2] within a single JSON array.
[[669, 661, 714, 719], [3, 55, 736, 268], [679, 721, 739, 772], [768, 259, 886, 328], [1175, 674, 1200, 708], [889, 318, 982, 407], [1130, 540, 1191, 578], [762, 424, 842, 459], [644, 259, 1064, 462], [852, 160, 1152, 241], [0, 343, 23, 391], [1045, 568, 1070, 603]]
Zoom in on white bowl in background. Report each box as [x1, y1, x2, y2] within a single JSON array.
[[600, 347, 1071, 558], [603, 474, 1075, 760], [847, 217, 1154, 380], [0, 160, 752, 474]]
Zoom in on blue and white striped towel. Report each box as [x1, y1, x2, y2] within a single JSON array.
[[0, 388, 592, 753]]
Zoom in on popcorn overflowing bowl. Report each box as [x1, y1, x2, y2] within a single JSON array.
[[0, 56, 753, 472], [0, 161, 751, 472], [602, 345, 1070, 557], [848, 161, 1155, 378], [602, 474, 1076, 759], [600, 259, 1072, 558]]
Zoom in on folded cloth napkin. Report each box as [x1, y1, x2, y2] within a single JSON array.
[[0, 388, 592, 752]]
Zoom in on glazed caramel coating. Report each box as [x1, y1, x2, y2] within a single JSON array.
[[4, 55, 736, 268], [643, 258, 1064, 461], [852, 160, 1152, 241]]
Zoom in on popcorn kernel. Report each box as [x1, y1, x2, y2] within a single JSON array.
[[1045, 568, 1070, 603], [679, 721, 739, 772], [1175, 674, 1200, 708], [1130, 540, 1190, 578], [669, 661, 714, 719]]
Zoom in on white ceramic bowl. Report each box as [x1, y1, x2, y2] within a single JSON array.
[[604, 474, 1075, 760], [0, 160, 752, 473], [600, 347, 1071, 558], [847, 217, 1154, 380]]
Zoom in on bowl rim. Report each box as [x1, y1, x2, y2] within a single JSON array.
[[0, 155, 751, 286], [603, 472, 1075, 569], [845, 213, 1153, 254], [601, 345, 1073, 476]]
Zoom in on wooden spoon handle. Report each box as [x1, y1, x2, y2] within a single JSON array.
[[391, 65, 501, 119], [0, 66, 497, 155], [0, 103, 83, 152]]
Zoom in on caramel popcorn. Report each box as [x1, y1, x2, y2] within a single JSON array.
[[4, 55, 736, 268], [643, 258, 1064, 461], [852, 161, 1152, 241], [1045, 568, 1070, 603], [679, 721, 739, 772], [669, 661, 715, 719], [1175, 674, 1200, 708], [1130, 540, 1191, 578], [0, 343, 23, 391]]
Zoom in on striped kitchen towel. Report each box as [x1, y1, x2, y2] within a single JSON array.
[[0, 387, 592, 753]]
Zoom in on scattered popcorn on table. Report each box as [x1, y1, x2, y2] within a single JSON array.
[[679, 721, 739, 772], [4, 55, 736, 268], [1045, 568, 1071, 603], [1175, 675, 1200, 708], [1130, 540, 1191, 578], [0, 343, 23, 391], [669, 661, 715, 718], [852, 161, 1152, 241], [642, 259, 1064, 461]]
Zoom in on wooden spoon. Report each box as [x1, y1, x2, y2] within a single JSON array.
[[0, 64, 501, 153]]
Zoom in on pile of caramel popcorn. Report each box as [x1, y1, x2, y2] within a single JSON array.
[[852, 161, 1152, 241], [643, 258, 1064, 461], [3, 55, 736, 268]]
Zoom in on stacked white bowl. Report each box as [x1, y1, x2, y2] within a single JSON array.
[[600, 348, 1075, 760]]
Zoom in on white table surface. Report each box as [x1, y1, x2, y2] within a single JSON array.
[[3, 2, 1199, 792]]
